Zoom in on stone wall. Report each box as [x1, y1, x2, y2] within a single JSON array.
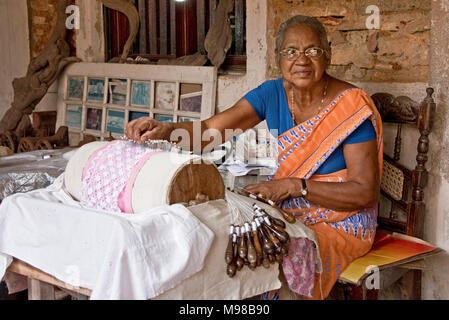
[[267, 0, 430, 82]]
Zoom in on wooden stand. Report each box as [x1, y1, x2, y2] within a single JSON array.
[[168, 161, 225, 204]]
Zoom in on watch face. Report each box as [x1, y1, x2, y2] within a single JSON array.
[[301, 189, 307, 196]]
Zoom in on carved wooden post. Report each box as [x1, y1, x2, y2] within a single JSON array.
[[409, 88, 435, 237]]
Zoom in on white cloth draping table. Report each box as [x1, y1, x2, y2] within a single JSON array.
[[0, 175, 214, 300], [0, 175, 320, 300]]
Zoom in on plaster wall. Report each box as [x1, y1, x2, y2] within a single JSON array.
[[75, 0, 105, 63], [215, 1, 268, 116], [0, 0, 30, 120], [421, 0, 449, 300]]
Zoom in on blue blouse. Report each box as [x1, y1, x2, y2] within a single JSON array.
[[243, 78, 376, 174]]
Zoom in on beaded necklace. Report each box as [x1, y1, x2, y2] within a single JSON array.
[[289, 76, 329, 126]]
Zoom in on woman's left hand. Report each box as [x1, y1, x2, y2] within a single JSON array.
[[243, 178, 300, 203]]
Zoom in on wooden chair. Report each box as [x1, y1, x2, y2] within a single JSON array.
[[332, 87, 441, 300]]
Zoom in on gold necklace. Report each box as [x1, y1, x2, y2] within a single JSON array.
[[289, 77, 329, 125]]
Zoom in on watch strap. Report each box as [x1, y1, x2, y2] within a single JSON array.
[[300, 178, 308, 196]]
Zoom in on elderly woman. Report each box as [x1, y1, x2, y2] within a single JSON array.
[[125, 15, 383, 300]]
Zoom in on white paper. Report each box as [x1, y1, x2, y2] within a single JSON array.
[[219, 158, 276, 176]]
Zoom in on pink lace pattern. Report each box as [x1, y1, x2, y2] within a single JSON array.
[[81, 140, 161, 213], [282, 237, 317, 298]]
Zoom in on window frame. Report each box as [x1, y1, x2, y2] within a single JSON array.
[[57, 62, 218, 146], [103, 0, 246, 69]]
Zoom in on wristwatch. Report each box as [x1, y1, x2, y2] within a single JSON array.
[[300, 178, 308, 197]]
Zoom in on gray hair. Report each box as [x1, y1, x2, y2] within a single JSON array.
[[275, 15, 331, 64]]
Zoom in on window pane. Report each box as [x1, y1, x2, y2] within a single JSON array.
[[155, 114, 173, 122], [86, 108, 103, 131], [87, 78, 105, 102], [180, 83, 202, 112], [106, 109, 125, 134], [129, 111, 150, 121], [66, 105, 82, 128], [131, 81, 151, 107], [108, 78, 127, 106], [180, 93, 202, 113], [68, 77, 84, 100], [155, 82, 176, 110], [179, 117, 200, 122]]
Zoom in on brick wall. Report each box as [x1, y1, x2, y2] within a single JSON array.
[[267, 0, 430, 82]]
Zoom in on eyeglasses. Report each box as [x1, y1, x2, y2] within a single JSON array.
[[279, 47, 326, 60]]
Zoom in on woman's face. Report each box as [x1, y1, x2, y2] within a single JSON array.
[[279, 24, 328, 90]]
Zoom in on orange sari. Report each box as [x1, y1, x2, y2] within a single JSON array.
[[274, 87, 383, 299]]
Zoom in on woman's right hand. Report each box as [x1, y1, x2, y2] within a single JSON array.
[[124, 117, 174, 144]]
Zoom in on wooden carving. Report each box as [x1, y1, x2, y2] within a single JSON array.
[[0, 0, 80, 135], [371, 93, 420, 123], [370, 91, 425, 162], [204, 0, 235, 68], [0, 132, 17, 152], [101, 0, 140, 63], [16, 126, 69, 153]]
